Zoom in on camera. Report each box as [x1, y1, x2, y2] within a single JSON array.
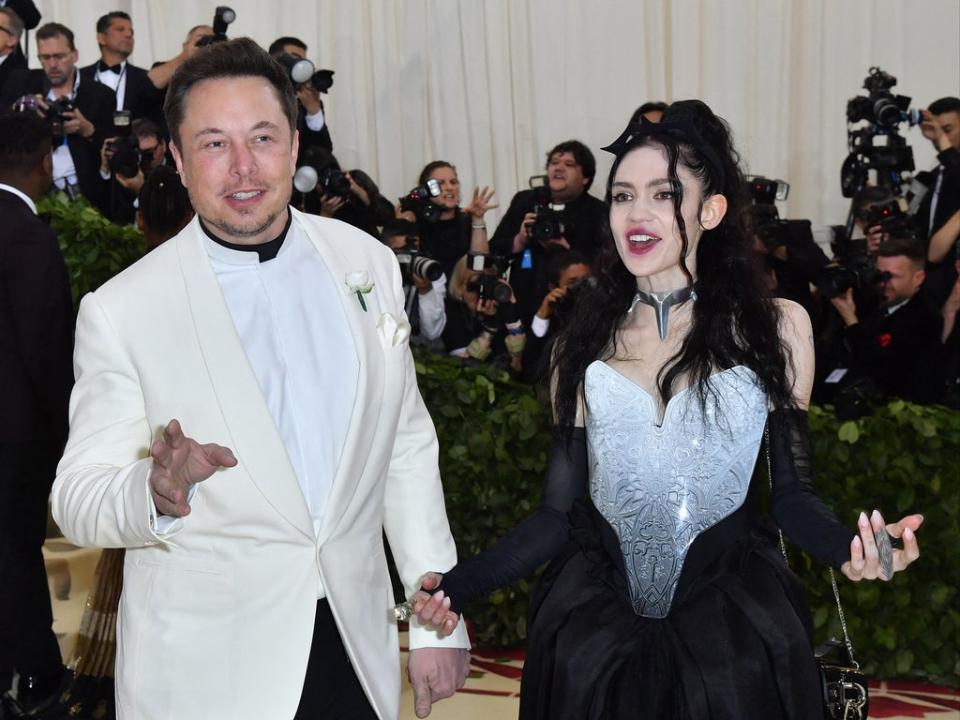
[[394, 243, 442, 285], [106, 110, 142, 179], [466, 253, 513, 304], [275, 53, 336, 94], [399, 179, 442, 223], [14, 94, 74, 144], [293, 165, 351, 199], [862, 196, 916, 239], [841, 67, 920, 199], [196, 6, 236, 47], [528, 175, 565, 243], [745, 176, 794, 249], [816, 239, 892, 299]]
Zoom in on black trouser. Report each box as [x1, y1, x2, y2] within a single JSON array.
[[294, 599, 379, 720], [0, 442, 63, 693]]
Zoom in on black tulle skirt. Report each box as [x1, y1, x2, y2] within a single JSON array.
[[518, 501, 824, 719]]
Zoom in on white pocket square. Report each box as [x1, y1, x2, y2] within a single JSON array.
[[377, 312, 411, 348]]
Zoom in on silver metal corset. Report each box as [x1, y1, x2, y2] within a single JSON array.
[[584, 362, 768, 619]]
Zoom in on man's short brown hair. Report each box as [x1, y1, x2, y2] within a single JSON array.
[[877, 236, 926, 270], [35, 22, 76, 51], [163, 37, 298, 149]]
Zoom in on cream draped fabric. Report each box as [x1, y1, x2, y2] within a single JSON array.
[[36, 0, 960, 227]]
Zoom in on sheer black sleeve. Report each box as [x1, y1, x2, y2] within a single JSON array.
[[437, 428, 588, 615], [768, 408, 856, 569]]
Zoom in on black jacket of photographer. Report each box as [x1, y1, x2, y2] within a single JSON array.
[[79, 60, 163, 125], [417, 208, 472, 280], [0, 50, 27, 101], [1, 69, 116, 205], [915, 147, 960, 305], [841, 291, 943, 404], [490, 188, 606, 321]]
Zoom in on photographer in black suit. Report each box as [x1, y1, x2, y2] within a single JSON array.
[[96, 117, 170, 224], [79, 11, 162, 124], [268, 36, 332, 160], [0, 8, 27, 98], [490, 140, 606, 324], [829, 236, 943, 405], [1, 22, 115, 204], [0, 112, 74, 718]]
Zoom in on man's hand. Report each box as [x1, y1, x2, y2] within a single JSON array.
[[865, 224, 888, 255], [345, 172, 371, 206], [149, 419, 237, 517], [100, 137, 117, 174], [117, 169, 145, 194], [318, 193, 346, 218], [921, 109, 952, 152], [512, 211, 537, 254], [408, 647, 470, 718], [412, 273, 433, 294], [296, 83, 322, 116], [829, 287, 859, 327], [536, 286, 568, 320], [62, 107, 95, 138]]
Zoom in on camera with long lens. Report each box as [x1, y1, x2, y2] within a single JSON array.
[[394, 243, 442, 285], [275, 53, 336, 94], [106, 110, 142, 179], [465, 253, 513, 304], [293, 164, 351, 200], [399, 179, 442, 223], [528, 175, 565, 243], [196, 6, 236, 47], [745, 176, 793, 250], [841, 67, 920, 199]]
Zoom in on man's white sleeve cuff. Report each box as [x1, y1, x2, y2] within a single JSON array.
[[304, 109, 326, 132], [531, 314, 551, 338], [407, 618, 471, 650]]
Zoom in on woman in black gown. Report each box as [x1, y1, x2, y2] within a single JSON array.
[[406, 100, 922, 719]]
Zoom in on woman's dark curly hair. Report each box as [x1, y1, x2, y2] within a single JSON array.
[[551, 100, 795, 430]]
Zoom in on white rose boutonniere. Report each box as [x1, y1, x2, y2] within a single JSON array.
[[345, 271, 375, 312]]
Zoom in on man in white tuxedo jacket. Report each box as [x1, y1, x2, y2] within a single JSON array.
[[52, 38, 469, 720]]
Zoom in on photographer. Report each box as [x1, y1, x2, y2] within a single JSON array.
[[268, 36, 333, 160], [136, 164, 192, 252], [296, 147, 394, 237], [490, 140, 606, 322], [97, 117, 170, 223], [828, 236, 942, 405], [2, 22, 115, 203], [444, 254, 525, 374], [381, 220, 446, 345], [522, 250, 592, 382], [79, 12, 162, 123], [399, 160, 496, 280]]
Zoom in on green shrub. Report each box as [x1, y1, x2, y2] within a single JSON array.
[[415, 349, 960, 685], [38, 192, 145, 309]]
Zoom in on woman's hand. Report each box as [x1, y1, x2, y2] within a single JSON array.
[[841, 510, 922, 581], [408, 572, 460, 636], [464, 186, 497, 219]]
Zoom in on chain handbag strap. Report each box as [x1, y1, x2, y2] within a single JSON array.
[[764, 425, 858, 668]]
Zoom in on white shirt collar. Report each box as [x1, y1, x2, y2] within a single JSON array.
[[0, 183, 38, 215], [886, 297, 910, 315]]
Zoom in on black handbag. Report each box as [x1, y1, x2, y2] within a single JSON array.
[[765, 428, 869, 720]]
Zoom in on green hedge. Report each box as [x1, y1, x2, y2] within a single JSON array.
[[414, 348, 960, 685], [38, 193, 145, 308]]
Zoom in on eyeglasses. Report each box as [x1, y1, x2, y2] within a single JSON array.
[[38, 52, 71, 63]]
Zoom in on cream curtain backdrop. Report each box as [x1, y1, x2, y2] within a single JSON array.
[[33, 0, 960, 228]]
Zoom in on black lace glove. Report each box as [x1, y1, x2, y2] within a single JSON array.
[[435, 428, 588, 615], [768, 408, 855, 568]]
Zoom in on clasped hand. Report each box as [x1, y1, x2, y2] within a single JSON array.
[[148, 418, 237, 517]]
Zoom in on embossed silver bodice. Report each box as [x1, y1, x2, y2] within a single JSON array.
[[584, 362, 769, 618]]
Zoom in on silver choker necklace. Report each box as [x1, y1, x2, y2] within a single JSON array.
[[629, 286, 697, 340]]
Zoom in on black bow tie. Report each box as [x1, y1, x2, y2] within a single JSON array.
[[98, 61, 123, 74]]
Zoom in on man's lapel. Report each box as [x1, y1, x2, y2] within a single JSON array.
[[175, 219, 314, 541], [291, 209, 385, 546]]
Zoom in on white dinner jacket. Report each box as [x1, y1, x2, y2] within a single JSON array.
[[52, 209, 468, 720]]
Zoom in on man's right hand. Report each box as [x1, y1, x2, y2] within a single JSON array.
[[149, 419, 237, 518], [100, 137, 117, 175], [511, 211, 537, 254], [296, 83, 322, 116], [536, 286, 568, 320]]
